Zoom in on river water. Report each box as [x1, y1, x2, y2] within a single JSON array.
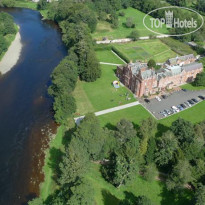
[[0, 8, 67, 204]]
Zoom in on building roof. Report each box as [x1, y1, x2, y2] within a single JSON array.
[[168, 54, 195, 65], [129, 62, 147, 75], [183, 62, 203, 72]]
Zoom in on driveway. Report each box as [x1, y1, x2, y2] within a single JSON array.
[[141, 90, 205, 119]]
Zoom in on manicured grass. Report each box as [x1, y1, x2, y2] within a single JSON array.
[[86, 163, 192, 205], [181, 83, 205, 91], [98, 105, 151, 127], [96, 50, 125, 64], [113, 39, 177, 63], [160, 38, 197, 56], [73, 52, 135, 116], [40, 126, 65, 200], [92, 7, 169, 40]]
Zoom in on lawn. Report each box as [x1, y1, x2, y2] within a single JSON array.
[[40, 126, 65, 200], [86, 163, 192, 205], [96, 50, 125, 64], [181, 83, 205, 91], [73, 51, 135, 117], [92, 7, 169, 40], [98, 100, 205, 129], [113, 39, 177, 63]]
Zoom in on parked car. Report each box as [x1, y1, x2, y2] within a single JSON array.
[[185, 101, 191, 107], [177, 105, 184, 111], [144, 99, 150, 103], [180, 104, 186, 109], [161, 95, 167, 99], [171, 108, 177, 113], [182, 89, 187, 92], [198, 96, 205, 100], [188, 100, 194, 105], [172, 106, 180, 112], [165, 109, 171, 115], [192, 98, 198, 103], [155, 96, 161, 102]]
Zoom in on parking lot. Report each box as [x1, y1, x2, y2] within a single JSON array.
[[141, 90, 205, 119]]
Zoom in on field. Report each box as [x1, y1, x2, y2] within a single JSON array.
[[181, 83, 205, 91], [92, 7, 168, 40], [86, 163, 192, 205], [73, 50, 135, 116], [98, 101, 205, 129], [113, 39, 177, 63]]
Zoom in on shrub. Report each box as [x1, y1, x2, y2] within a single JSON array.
[[119, 11, 125, 16], [129, 30, 139, 41], [112, 46, 130, 63]]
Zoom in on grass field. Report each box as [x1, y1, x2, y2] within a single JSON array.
[[113, 39, 177, 63], [98, 100, 205, 129], [181, 83, 205, 91], [86, 163, 192, 205], [96, 50, 125, 64], [92, 7, 168, 40], [73, 50, 135, 116], [40, 126, 65, 200]]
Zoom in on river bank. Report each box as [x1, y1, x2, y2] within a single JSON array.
[[0, 31, 22, 75]]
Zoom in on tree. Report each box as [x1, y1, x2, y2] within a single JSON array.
[[155, 131, 178, 166], [37, 0, 47, 10], [129, 30, 139, 41], [68, 180, 95, 205], [194, 185, 205, 205], [147, 59, 156, 68], [125, 17, 135, 28], [0, 0, 15, 7], [74, 113, 105, 160], [136, 196, 155, 205], [0, 35, 8, 56], [139, 118, 157, 155], [53, 93, 76, 124], [58, 137, 89, 186], [166, 160, 193, 191], [145, 137, 156, 164], [171, 118, 196, 145], [194, 72, 205, 87]]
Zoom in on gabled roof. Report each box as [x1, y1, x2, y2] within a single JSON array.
[[168, 54, 195, 65], [183, 62, 203, 72]]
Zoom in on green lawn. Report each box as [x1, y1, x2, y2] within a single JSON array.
[[113, 39, 177, 63], [86, 163, 192, 205], [92, 7, 169, 40], [98, 105, 151, 127], [98, 100, 205, 129], [181, 83, 205, 91], [73, 51, 135, 116], [40, 126, 65, 200], [96, 50, 125, 64]]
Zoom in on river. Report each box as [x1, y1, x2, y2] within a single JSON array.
[[0, 8, 67, 205]]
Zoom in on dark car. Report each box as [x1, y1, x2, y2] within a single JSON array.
[[188, 100, 195, 105], [180, 104, 186, 109], [144, 99, 150, 103], [192, 98, 198, 103], [182, 89, 187, 92], [161, 95, 167, 99], [198, 96, 205, 100]]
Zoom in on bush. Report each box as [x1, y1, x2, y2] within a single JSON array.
[[129, 30, 139, 41], [112, 46, 130, 63], [125, 17, 135, 28], [119, 11, 125, 16], [194, 72, 205, 87], [147, 59, 156, 68]]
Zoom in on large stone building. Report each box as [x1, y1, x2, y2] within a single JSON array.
[[116, 54, 203, 97]]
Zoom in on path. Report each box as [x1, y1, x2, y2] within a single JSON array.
[[96, 35, 169, 44], [74, 101, 140, 124], [100, 62, 122, 66]]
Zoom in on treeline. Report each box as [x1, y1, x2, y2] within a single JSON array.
[[29, 114, 205, 205], [0, 12, 16, 57], [46, 0, 101, 124]]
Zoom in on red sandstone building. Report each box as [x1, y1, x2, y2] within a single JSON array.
[[116, 54, 203, 97]]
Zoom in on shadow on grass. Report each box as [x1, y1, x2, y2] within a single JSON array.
[[102, 189, 120, 205], [104, 123, 117, 131], [48, 147, 64, 180], [62, 127, 76, 147], [159, 185, 193, 205], [156, 123, 169, 138]]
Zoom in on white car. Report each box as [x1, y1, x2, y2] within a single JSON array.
[[155, 96, 161, 102], [172, 106, 180, 112]]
